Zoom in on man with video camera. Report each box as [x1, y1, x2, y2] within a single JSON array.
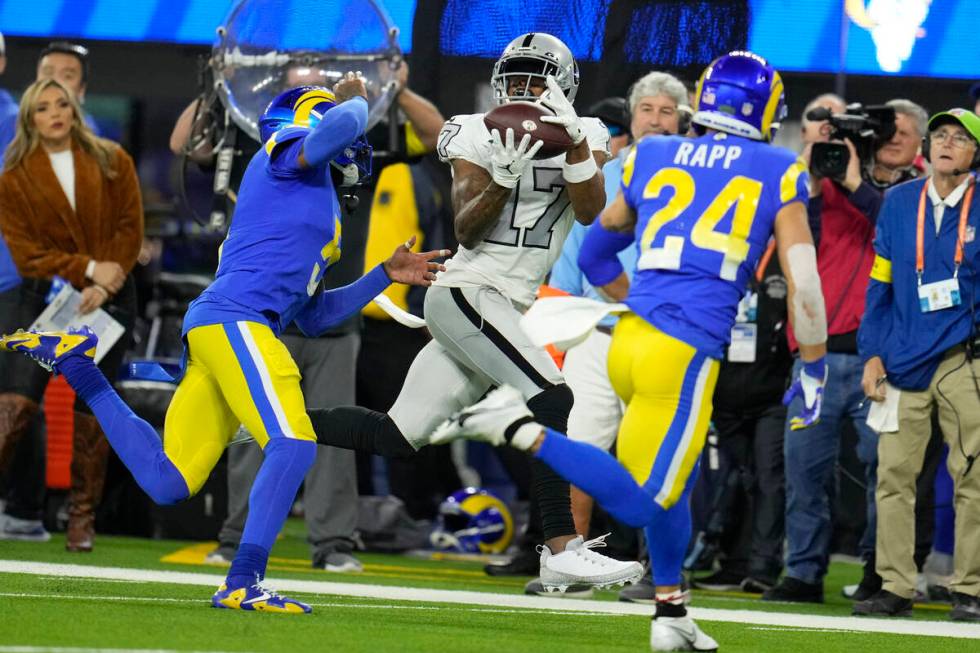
[[765, 97, 928, 604]]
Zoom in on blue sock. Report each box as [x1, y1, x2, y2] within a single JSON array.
[[536, 427, 658, 527], [645, 481, 694, 587], [227, 543, 269, 588], [233, 438, 316, 582], [59, 355, 114, 404], [60, 355, 189, 505]]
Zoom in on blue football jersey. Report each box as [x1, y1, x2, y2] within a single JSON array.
[[182, 126, 344, 336], [621, 132, 808, 357]]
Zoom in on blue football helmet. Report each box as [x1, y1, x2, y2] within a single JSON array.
[[429, 488, 514, 554], [258, 85, 372, 185], [692, 51, 787, 142]]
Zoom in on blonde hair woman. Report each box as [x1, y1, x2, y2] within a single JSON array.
[[0, 77, 142, 552]]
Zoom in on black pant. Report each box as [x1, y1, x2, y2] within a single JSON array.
[[1, 278, 137, 409], [709, 402, 787, 582], [1, 278, 136, 520], [0, 285, 46, 520]]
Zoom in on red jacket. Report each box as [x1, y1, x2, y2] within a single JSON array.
[[787, 179, 875, 352]]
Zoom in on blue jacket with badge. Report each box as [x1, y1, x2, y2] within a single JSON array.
[[858, 176, 980, 391]]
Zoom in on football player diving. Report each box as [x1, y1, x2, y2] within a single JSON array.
[[307, 32, 645, 592], [0, 73, 446, 613], [431, 51, 829, 651]]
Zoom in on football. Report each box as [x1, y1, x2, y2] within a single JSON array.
[[483, 101, 574, 160]]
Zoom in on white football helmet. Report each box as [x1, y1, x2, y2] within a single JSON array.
[[490, 32, 579, 105]]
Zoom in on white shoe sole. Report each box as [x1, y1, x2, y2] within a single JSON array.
[[322, 562, 364, 573], [204, 554, 232, 566], [540, 564, 644, 592]]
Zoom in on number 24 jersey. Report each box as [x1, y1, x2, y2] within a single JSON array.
[[621, 132, 808, 358]]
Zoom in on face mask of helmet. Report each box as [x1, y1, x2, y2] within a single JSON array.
[[329, 135, 373, 187], [498, 58, 559, 101]]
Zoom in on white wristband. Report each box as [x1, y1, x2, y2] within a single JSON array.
[[85, 259, 96, 280], [562, 155, 598, 184]]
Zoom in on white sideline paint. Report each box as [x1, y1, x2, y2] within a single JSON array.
[[3, 560, 979, 640], [0, 592, 616, 618], [0, 649, 250, 653]]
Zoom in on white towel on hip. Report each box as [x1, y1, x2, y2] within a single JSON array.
[[520, 296, 629, 351]]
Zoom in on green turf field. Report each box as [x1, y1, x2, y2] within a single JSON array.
[[1, 521, 975, 652]]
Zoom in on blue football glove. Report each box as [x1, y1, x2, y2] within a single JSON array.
[[783, 357, 827, 430]]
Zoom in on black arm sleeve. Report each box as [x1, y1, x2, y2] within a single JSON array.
[[807, 195, 823, 249]]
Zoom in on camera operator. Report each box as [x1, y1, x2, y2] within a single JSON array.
[[800, 93, 846, 145], [765, 97, 928, 605]]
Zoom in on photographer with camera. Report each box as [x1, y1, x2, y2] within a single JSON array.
[[856, 108, 980, 621], [764, 97, 928, 605]]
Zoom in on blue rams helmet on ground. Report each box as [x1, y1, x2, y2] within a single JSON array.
[[429, 488, 514, 554], [258, 85, 372, 185], [692, 51, 787, 142]]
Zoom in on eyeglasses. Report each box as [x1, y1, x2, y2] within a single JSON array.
[[932, 129, 976, 149]]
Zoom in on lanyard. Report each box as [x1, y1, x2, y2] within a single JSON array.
[[755, 239, 776, 284], [916, 178, 975, 285]]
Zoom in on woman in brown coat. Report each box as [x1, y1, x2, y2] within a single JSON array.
[[0, 77, 142, 551]]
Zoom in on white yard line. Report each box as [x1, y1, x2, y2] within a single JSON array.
[[2, 560, 978, 640]]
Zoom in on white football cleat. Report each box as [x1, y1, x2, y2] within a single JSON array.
[[650, 616, 719, 652], [540, 534, 644, 592], [430, 385, 540, 449]]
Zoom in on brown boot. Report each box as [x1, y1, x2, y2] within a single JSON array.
[[0, 393, 39, 473], [66, 412, 109, 552]]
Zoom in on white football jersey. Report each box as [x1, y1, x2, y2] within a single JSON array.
[[434, 112, 610, 308]]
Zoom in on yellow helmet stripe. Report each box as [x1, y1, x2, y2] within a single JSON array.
[[760, 72, 785, 141], [293, 89, 336, 128], [461, 494, 514, 554], [693, 66, 710, 112]]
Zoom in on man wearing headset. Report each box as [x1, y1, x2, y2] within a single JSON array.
[[857, 108, 980, 621]]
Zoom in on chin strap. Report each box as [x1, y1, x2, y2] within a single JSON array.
[[331, 161, 360, 187]]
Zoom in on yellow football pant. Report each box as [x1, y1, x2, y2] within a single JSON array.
[[163, 321, 316, 495], [607, 313, 719, 509]]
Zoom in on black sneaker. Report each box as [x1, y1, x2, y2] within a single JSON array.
[[843, 558, 882, 602], [484, 548, 538, 576], [618, 574, 655, 603], [950, 592, 980, 621], [691, 569, 745, 592], [928, 584, 952, 603], [853, 589, 914, 617], [761, 577, 824, 603]]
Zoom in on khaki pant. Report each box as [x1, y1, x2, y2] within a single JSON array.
[[877, 346, 980, 599]]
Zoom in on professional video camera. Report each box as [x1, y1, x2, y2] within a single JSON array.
[[806, 104, 897, 179]]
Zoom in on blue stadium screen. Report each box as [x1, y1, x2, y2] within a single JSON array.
[[749, 0, 980, 78], [0, 0, 975, 78], [0, 0, 418, 52]]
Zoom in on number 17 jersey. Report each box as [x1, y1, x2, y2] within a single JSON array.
[[434, 113, 610, 309], [621, 132, 808, 358]]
